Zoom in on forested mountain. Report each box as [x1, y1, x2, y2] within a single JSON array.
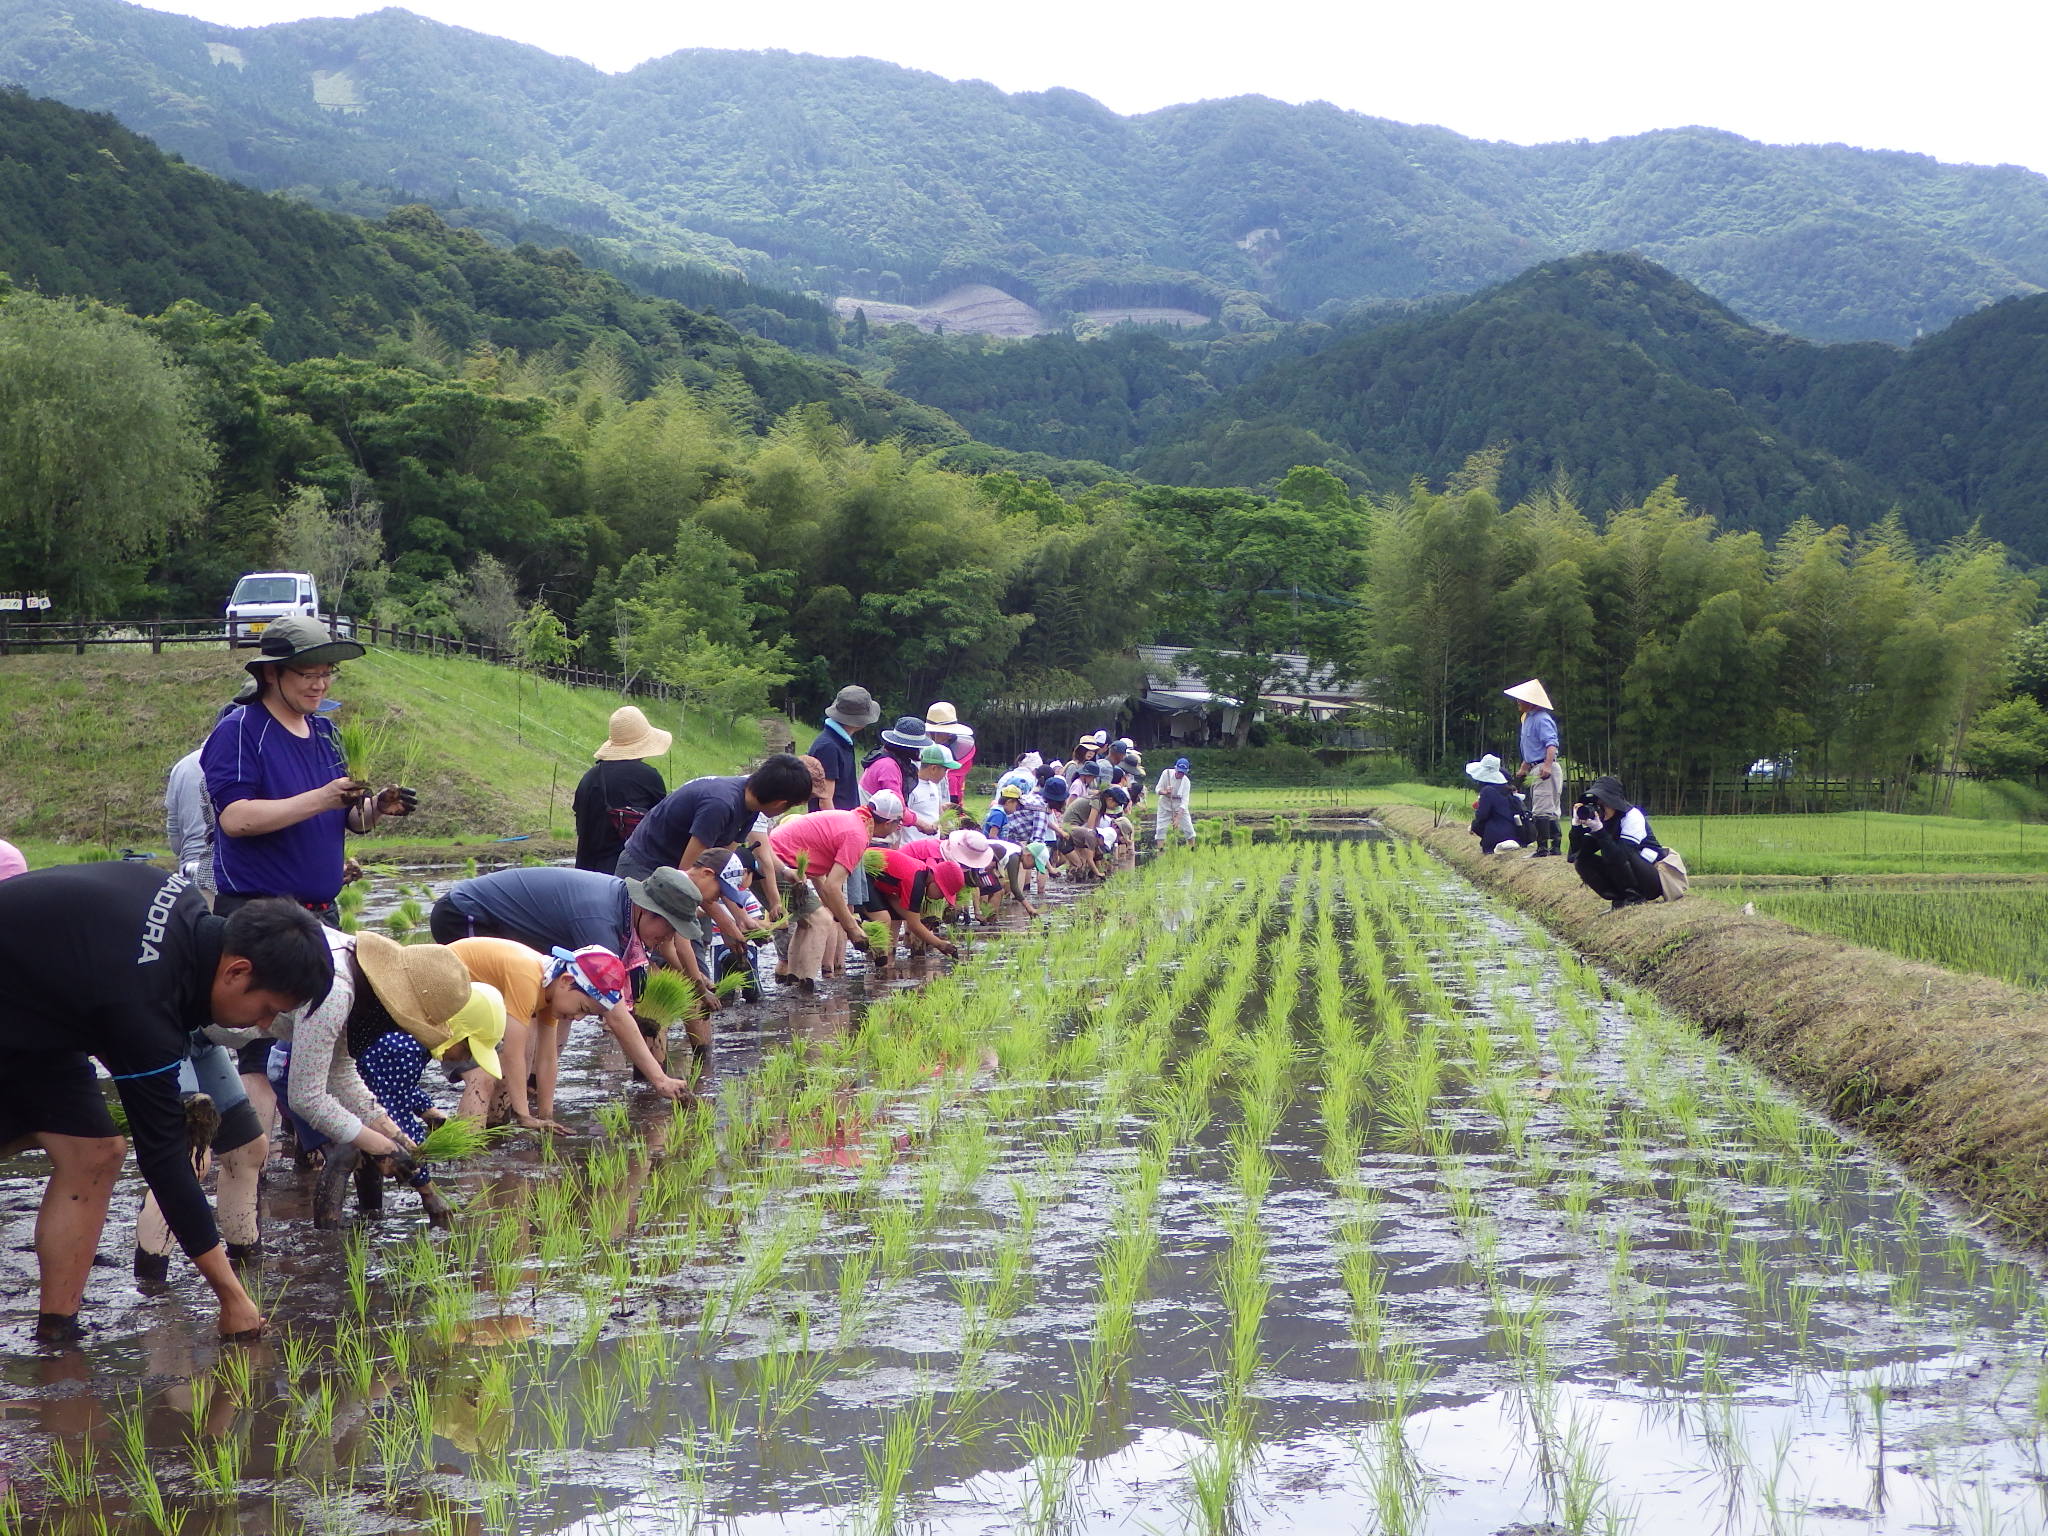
[[4, 0, 2045, 343], [879, 255, 2048, 559]]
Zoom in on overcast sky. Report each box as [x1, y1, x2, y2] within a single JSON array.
[[153, 0, 2048, 175]]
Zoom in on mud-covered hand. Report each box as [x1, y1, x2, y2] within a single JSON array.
[[376, 785, 418, 818]]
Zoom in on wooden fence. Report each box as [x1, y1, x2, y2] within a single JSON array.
[[0, 613, 681, 702]]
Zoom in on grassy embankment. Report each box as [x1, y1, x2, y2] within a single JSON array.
[[0, 648, 766, 866], [1370, 780, 2048, 986], [1373, 799, 2048, 1242]]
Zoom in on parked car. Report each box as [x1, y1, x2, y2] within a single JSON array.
[[1746, 757, 1795, 781], [225, 572, 351, 646]]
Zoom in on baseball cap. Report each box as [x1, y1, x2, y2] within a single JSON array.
[[919, 743, 964, 771], [998, 782, 1023, 799], [549, 945, 629, 1010], [867, 789, 906, 823]]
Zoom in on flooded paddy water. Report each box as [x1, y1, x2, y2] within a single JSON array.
[[7, 835, 2048, 1534]]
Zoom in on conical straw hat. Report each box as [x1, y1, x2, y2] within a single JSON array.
[[1503, 679, 1554, 711]]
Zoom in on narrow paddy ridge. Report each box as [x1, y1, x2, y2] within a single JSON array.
[[5, 835, 2048, 1535]]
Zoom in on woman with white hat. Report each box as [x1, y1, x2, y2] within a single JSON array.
[[572, 706, 673, 876], [924, 703, 975, 806], [1465, 753, 1527, 854]]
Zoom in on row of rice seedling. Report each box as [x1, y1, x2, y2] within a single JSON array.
[[1704, 880, 2048, 987]]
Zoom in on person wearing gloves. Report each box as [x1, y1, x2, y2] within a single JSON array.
[[0, 863, 331, 1344], [924, 703, 975, 805], [572, 706, 672, 876], [427, 864, 704, 1096], [1569, 775, 1668, 909], [907, 742, 961, 833], [809, 685, 881, 812], [1154, 757, 1197, 847], [1466, 754, 1528, 853], [1506, 679, 1565, 858], [201, 614, 416, 926], [265, 931, 503, 1229]]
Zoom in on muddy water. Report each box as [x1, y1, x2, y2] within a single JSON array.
[[5, 837, 2048, 1535]]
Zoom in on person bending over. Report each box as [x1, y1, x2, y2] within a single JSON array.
[[0, 865, 330, 1343]]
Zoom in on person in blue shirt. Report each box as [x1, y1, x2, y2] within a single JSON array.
[[1505, 678, 1563, 858], [807, 685, 880, 811], [201, 615, 415, 923], [1466, 754, 1528, 853]]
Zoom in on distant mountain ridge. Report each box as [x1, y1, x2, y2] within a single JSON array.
[[4, 0, 2046, 343]]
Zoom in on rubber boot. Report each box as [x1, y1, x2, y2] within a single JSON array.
[[314, 1145, 363, 1230], [354, 1152, 385, 1214]]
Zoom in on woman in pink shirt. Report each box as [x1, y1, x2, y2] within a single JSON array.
[[858, 717, 929, 806], [767, 809, 877, 986]]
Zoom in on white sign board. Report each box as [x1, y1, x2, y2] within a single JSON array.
[[0, 593, 51, 612]]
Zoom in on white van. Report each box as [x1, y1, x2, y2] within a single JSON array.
[[225, 571, 336, 646]]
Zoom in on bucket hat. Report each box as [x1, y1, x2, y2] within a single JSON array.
[[624, 866, 704, 935], [880, 716, 932, 752], [1465, 753, 1509, 785], [434, 980, 506, 1079], [924, 701, 968, 732], [1586, 775, 1632, 812], [825, 685, 882, 729], [1043, 775, 1069, 804], [919, 742, 964, 772], [943, 829, 997, 869], [242, 612, 365, 677], [1503, 679, 1555, 712], [798, 754, 830, 800], [593, 705, 673, 761], [353, 932, 475, 1057]]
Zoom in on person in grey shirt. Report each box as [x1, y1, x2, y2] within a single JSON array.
[[165, 747, 217, 899]]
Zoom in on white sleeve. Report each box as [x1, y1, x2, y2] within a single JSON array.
[[1619, 807, 1650, 845], [283, 937, 381, 1145]]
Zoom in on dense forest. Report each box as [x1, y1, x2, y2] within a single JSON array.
[[6, 0, 2047, 342]]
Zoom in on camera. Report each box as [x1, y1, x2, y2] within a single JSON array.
[[1572, 795, 1601, 826]]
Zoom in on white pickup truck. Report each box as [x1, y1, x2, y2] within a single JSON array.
[[225, 571, 353, 646]]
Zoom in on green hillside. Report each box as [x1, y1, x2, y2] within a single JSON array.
[[3, 0, 2044, 343], [0, 647, 764, 857]]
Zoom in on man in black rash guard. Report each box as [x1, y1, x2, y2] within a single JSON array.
[[0, 863, 332, 1344]]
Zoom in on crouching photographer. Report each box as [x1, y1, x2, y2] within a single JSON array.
[[1568, 776, 1669, 910]]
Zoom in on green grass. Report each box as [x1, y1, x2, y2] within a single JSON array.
[[1701, 883, 2048, 989], [0, 646, 769, 855], [1369, 782, 2048, 877]]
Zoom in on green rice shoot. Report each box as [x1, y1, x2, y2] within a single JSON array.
[[636, 969, 697, 1027], [415, 1117, 510, 1161]]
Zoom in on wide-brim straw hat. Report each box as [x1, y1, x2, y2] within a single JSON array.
[[944, 829, 997, 869], [924, 701, 966, 731], [826, 685, 882, 729], [880, 716, 932, 751], [594, 704, 673, 761], [242, 612, 365, 677], [1465, 753, 1509, 785], [354, 932, 474, 1056], [1503, 679, 1555, 711]]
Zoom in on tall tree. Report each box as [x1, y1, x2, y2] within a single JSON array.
[[0, 294, 213, 612]]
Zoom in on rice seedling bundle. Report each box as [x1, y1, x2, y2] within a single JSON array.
[[634, 969, 696, 1027], [416, 1116, 511, 1161]]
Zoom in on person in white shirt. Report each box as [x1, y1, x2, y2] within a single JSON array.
[[1154, 757, 1196, 847]]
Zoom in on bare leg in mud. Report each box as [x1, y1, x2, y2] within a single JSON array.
[[24, 1132, 126, 1318]]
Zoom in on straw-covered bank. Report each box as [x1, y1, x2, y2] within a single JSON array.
[[1374, 802, 2048, 1244]]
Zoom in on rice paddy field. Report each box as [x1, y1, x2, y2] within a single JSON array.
[[1699, 880, 2048, 990], [8, 835, 2048, 1534]]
